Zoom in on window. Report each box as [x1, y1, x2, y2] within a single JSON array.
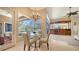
[[18, 18, 42, 33], [5, 23, 12, 32]]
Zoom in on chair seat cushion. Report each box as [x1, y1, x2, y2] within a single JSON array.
[[30, 36, 38, 44], [30, 38, 37, 44], [40, 37, 48, 42]]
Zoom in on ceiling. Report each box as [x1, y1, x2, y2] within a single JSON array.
[[0, 9, 12, 18], [29, 7, 46, 10]]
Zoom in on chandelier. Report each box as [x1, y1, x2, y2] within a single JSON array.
[[32, 8, 39, 21]]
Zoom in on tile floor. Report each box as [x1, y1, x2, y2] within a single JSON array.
[[5, 34, 79, 51]]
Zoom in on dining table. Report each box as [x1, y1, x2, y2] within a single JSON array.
[[29, 31, 41, 39]]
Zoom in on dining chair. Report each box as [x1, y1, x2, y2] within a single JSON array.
[[39, 32, 50, 50], [23, 33, 38, 51]]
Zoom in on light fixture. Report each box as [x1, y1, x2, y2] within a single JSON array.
[[67, 7, 79, 17], [32, 8, 39, 21]]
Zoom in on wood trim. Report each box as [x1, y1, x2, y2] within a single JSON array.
[[50, 20, 71, 24]]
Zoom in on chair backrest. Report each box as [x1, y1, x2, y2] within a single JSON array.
[[47, 32, 50, 42], [38, 31, 42, 38], [43, 31, 50, 42], [23, 33, 30, 45]]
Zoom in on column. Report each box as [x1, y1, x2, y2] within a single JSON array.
[[12, 9, 18, 45], [41, 16, 47, 37]]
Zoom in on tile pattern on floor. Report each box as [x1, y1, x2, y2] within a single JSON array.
[[5, 35, 79, 51], [6, 41, 48, 51]]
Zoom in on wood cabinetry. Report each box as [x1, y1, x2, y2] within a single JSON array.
[[50, 29, 71, 35], [50, 20, 71, 35]]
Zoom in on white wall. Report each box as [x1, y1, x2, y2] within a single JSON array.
[[47, 7, 53, 19], [52, 7, 69, 19]]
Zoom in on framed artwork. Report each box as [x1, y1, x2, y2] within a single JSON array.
[[5, 23, 12, 32]]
